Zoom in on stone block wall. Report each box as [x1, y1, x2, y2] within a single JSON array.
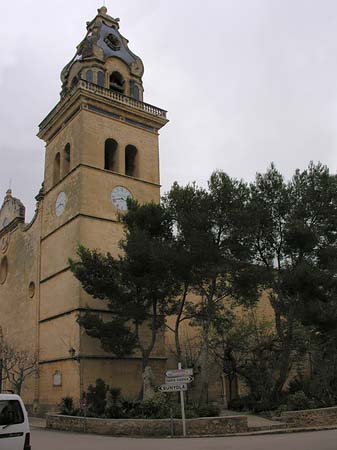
[[280, 406, 337, 427], [46, 414, 248, 437]]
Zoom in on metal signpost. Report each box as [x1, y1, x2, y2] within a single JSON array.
[[178, 363, 186, 437], [160, 363, 194, 437]]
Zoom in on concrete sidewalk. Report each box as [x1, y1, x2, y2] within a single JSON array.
[[220, 408, 287, 431], [247, 414, 287, 431]]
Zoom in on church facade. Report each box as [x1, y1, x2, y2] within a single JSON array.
[[0, 6, 169, 413]]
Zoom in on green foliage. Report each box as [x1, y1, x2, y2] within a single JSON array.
[[69, 162, 337, 411], [231, 162, 337, 398], [285, 337, 337, 409], [210, 313, 277, 398], [229, 395, 281, 413], [70, 200, 181, 371], [105, 388, 123, 418], [284, 391, 317, 411], [210, 310, 310, 410], [120, 393, 172, 419], [185, 403, 220, 418], [164, 173, 252, 401], [81, 377, 216, 420], [60, 397, 78, 416], [124, 397, 220, 419], [85, 379, 110, 417], [60, 384, 220, 419], [78, 311, 136, 357]]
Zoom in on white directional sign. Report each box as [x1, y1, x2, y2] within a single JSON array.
[[166, 364, 190, 437], [165, 368, 193, 378], [159, 383, 187, 393], [165, 376, 193, 385]]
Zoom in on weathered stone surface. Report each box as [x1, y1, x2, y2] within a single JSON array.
[[184, 415, 248, 435], [280, 406, 337, 427], [47, 414, 248, 436]]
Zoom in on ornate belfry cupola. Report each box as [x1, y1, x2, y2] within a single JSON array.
[[60, 6, 144, 100], [38, 6, 167, 144]]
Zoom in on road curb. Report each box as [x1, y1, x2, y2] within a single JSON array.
[[175, 424, 337, 439]]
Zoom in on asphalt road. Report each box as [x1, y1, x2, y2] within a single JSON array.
[[30, 428, 337, 450]]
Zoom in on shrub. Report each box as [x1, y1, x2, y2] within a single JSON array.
[[138, 393, 171, 419], [186, 403, 220, 418], [61, 381, 221, 419], [274, 404, 288, 416], [105, 388, 123, 418], [60, 396, 78, 416], [228, 397, 249, 412], [85, 378, 110, 417], [228, 395, 281, 413], [197, 403, 220, 417], [285, 391, 317, 411]]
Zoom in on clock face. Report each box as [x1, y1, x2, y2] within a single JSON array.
[[55, 192, 67, 217], [111, 186, 132, 211]]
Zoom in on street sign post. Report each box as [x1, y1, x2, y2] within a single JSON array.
[[165, 376, 193, 385], [159, 383, 187, 393], [178, 363, 187, 437], [160, 365, 194, 437]]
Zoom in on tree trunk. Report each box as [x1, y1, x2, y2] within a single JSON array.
[[137, 300, 159, 400], [198, 279, 218, 405], [174, 285, 188, 363], [271, 299, 296, 399], [198, 321, 210, 405]]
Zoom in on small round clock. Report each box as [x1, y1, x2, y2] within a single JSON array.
[[111, 186, 132, 211], [55, 192, 67, 217]]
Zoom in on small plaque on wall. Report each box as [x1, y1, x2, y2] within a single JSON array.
[[53, 371, 62, 387]]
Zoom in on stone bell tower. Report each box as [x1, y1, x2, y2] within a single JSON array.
[[36, 6, 168, 410]]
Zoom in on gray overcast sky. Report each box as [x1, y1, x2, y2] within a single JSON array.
[[1, 0, 337, 220]]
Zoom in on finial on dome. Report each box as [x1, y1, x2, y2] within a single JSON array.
[[98, 5, 108, 15], [5, 178, 12, 197]]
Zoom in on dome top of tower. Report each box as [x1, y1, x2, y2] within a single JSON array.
[[60, 6, 144, 97]]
